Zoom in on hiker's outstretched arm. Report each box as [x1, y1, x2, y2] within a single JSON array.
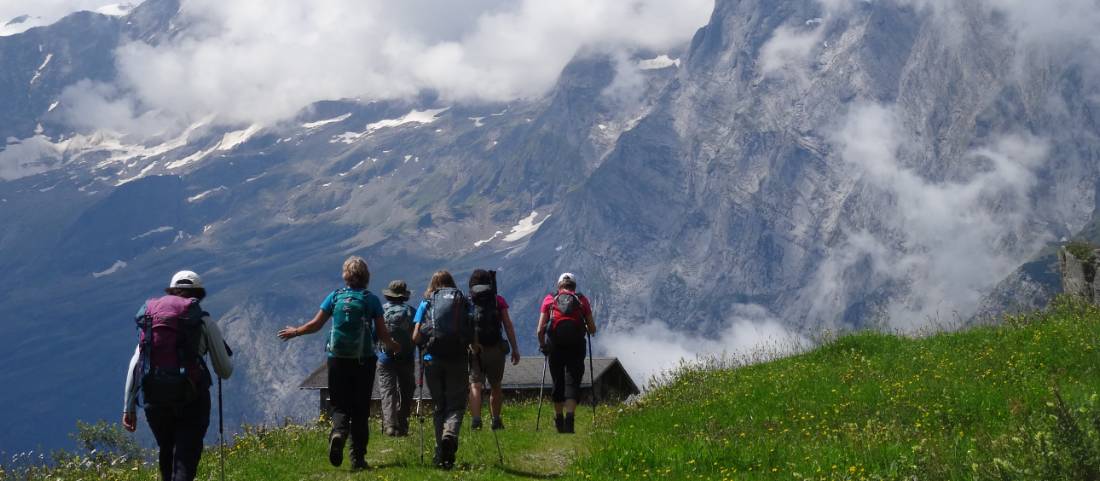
[[204, 318, 234, 379], [585, 312, 597, 335], [278, 310, 330, 340]]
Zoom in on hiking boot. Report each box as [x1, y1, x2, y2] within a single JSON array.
[[328, 432, 346, 467], [440, 436, 457, 470], [433, 447, 443, 468], [554, 414, 565, 433], [564, 413, 575, 434], [350, 458, 369, 471], [470, 416, 482, 431], [491, 417, 505, 431]]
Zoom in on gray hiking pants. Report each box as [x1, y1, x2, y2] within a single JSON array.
[[424, 357, 468, 448], [376, 358, 415, 434]]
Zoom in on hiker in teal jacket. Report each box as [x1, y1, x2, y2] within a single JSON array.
[[278, 256, 401, 471]]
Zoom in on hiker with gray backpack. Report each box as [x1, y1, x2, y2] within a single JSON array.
[[377, 280, 416, 437], [122, 270, 233, 481], [277, 256, 402, 471], [411, 270, 474, 470], [536, 272, 597, 434]]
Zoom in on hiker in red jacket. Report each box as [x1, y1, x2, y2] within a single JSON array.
[[536, 272, 596, 433]]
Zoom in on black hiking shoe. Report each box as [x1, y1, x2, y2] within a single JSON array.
[[433, 447, 443, 468], [564, 413, 575, 434], [470, 416, 482, 431], [440, 436, 457, 470], [491, 417, 505, 431], [554, 414, 565, 433], [328, 432, 346, 467], [350, 458, 369, 471]]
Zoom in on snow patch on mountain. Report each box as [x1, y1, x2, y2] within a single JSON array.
[[92, 260, 127, 278], [188, 186, 227, 202], [217, 125, 262, 151], [503, 211, 550, 242], [30, 53, 52, 85], [367, 108, 448, 133], [131, 226, 173, 240], [474, 231, 504, 247], [301, 113, 351, 129], [327, 108, 449, 143]]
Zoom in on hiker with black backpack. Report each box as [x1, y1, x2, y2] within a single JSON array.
[[411, 270, 473, 470], [122, 270, 233, 481], [277, 256, 402, 471], [536, 272, 597, 434], [377, 280, 416, 437], [467, 269, 521, 432]]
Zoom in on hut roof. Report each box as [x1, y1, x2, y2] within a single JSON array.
[[298, 357, 639, 399]]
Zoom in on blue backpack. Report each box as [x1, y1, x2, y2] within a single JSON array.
[[327, 288, 375, 359]]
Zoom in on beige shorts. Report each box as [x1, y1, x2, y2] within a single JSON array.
[[469, 342, 508, 387]]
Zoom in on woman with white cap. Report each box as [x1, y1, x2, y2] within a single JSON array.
[[535, 272, 596, 434], [122, 270, 233, 481]]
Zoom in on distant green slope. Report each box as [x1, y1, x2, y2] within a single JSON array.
[[10, 297, 1100, 480]]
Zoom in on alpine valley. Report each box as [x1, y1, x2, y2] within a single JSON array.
[[1, 0, 1098, 453]]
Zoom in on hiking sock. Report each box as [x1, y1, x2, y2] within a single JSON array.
[[470, 416, 482, 430], [554, 414, 565, 433], [491, 416, 504, 431], [328, 432, 346, 467], [564, 413, 575, 434]]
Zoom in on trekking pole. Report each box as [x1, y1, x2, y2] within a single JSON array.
[[218, 377, 226, 481], [587, 333, 596, 425], [416, 351, 425, 465], [535, 353, 547, 431]]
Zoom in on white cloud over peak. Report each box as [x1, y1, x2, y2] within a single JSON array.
[[63, 0, 713, 129]]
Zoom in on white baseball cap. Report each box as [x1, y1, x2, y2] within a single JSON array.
[[558, 272, 576, 284], [169, 270, 204, 288]]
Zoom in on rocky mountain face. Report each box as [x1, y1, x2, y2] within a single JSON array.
[[2, 0, 1098, 452]]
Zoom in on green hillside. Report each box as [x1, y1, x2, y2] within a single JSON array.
[[8, 297, 1100, 480]]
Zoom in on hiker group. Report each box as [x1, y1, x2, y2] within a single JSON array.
[[122, 256, 596, 480]]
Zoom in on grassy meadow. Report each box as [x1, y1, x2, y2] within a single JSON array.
[[6, 297, 1100, 480]]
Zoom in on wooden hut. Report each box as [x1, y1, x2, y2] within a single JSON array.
[[298, 357, 639, 415]]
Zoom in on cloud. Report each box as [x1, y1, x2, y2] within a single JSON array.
[[62, 0, 713, 130], [808, 102, 1051, 329], [598, 304, 810, 385], [0, 135, 63, 180], [758, 24, 825, 80]]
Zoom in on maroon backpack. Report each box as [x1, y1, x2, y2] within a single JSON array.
[[136, 295, 208, 407]]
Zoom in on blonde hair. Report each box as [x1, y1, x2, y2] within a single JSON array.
[[342, 256, 370, 289], [423, 270, 456, 298]]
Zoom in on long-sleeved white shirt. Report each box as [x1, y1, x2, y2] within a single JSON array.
[[123, 315, 233, 413]]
